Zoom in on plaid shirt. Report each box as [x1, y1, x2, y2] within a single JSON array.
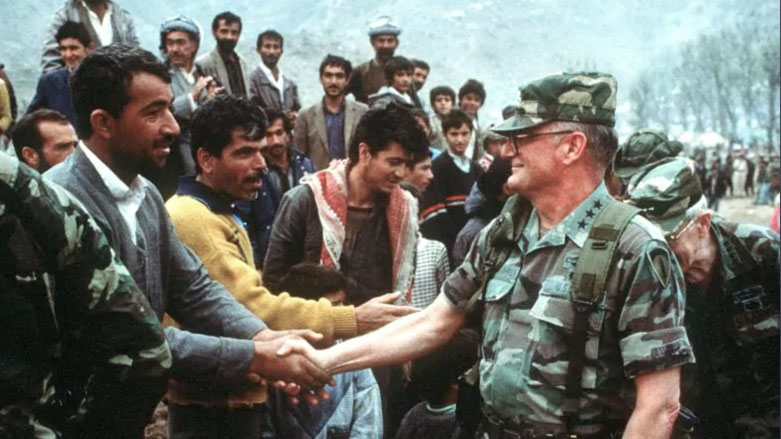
[[411, 236, 450, 308]]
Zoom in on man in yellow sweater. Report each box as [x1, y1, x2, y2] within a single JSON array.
[[165, 94, 417, 438]]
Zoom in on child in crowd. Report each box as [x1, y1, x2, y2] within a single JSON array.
[[270, 263, 383, 439], [394, 330, 479, 439], [428, 85, 456, 151]]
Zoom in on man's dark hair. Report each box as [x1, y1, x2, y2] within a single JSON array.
[[476, 157, 511, 219], [410, 329, 479, 405], [409, 108, 430, 131], [256, 29, 283, 48], [12, 109, 70, 156], [441, 109, 473, 134], [211, 11, 241, 32], [383, 56, 413, 83], [349, 102, 428, 164], [429, 85, 455, 106], [191, 94, 267, 174], [318, 54, 352, 78], [410, 59, 429, 71], [264, 108, 292, 135], [278, 263, 349, 301], [458, 78, 486, 104], [70, 44, 170, 138], [55, 21, 91, 47]]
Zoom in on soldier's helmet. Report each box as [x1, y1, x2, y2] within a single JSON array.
[[614, 130, 683, 180], [491, 71, 617, 135], [625, 157, 706, 234]]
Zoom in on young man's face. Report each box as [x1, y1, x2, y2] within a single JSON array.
[[203, 127, 266, 201], [109, 72, 180, 176], [165, 31, 198, 69], [264, 117, 289, 162], [360, 141, 411, 195], [459, 92, 483, 118], [444, 123, 471, 157], [38, 120, 77, 170], [405, 156, 434, 193], [412, 67, 429, 90], [320, 64, 348, 98], [258, 36, 282, 69], [390, 70, 412, 94], [58, 37, 88, 69], [370, 34, 398, 62], [432, 94, 453, 116], [213, 20, 241, 52]]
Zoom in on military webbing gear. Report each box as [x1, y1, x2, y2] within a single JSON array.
[[563, 201, 638, 430], [462, 193, 638, 433]]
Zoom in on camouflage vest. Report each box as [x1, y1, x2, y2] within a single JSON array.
[[468, 194, 638, 431]]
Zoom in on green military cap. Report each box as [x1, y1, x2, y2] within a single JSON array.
[[491, 71, 617, 135], [614, 130, 683, 179], [625, 157, 704, 234]]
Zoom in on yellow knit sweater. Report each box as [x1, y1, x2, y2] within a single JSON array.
[[165, 194, 358, 406]]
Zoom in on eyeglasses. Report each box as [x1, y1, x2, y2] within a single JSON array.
[[666, 218, 695, 245], [508, 130, 575, 155]]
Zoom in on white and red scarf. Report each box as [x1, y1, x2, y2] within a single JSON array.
[[302, 159, 418, 303]]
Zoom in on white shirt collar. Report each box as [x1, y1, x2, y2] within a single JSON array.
[[258, 61, 285, 105], [448, 151, 472, 173], [79, 141, 146, 201], [178, 65, 196, 85], [80, 0, 114, 46]]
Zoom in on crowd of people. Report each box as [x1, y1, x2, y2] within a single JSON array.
[[0, 2, 779, 439]]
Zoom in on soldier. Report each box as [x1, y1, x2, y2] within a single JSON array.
[[613, 129, 683, 196], [279, 72, 695, 439], [0, 153, 170, 438], [626, 157, 780, 439]]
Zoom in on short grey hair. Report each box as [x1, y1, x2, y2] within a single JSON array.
[[682, 196, 710, 221], [552, 121, 618, 170]]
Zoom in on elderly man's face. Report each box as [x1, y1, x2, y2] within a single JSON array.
[[371, 34, 398, 62], [665, 213, 717, 287]]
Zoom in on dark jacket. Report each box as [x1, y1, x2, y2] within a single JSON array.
[[27, 67, 76, 127], [451, 183, 501, 268], [263, 184, 393, 305], [237, 172, 280, 269], [248, 66, 300, 113]]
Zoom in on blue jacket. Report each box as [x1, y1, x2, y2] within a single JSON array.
[[236, 172, 280, 269], [27, 67, 76, 126]]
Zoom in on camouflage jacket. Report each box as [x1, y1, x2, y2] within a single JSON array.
[[681, 217, 779, 438], [443, 183, 694, 429], [0, 155, 170, 438]]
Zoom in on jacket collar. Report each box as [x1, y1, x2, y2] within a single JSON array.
[[176, 176, 236, 214]]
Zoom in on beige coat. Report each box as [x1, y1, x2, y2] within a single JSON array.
[[294, 98, 368, 170]]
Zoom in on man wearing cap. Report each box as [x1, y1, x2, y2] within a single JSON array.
[[613, 129, 683, 196], [156, 15, 222, 199], [626, 157, 779, 439], [347, 16, 419, 105], [278, 72, 694, 439]]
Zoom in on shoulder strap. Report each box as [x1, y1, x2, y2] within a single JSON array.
[[563, 199, 639, 431]]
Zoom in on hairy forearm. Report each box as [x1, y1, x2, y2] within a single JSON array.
[[320, 298, 465, 375]]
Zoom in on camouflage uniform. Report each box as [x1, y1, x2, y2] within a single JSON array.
[[442, 73, 695, 435], [613, 130, 683, 180], [0, 154, 171, 438], [627, 157, 780, 439]]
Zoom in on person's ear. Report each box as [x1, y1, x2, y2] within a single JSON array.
[[196, 148, 216, 175], [20, 146, 40, 169], [358, 142, 372, 164], [89, 109, 115, 140], [559, 131, 588, 166], [695, 211, 713, 237]]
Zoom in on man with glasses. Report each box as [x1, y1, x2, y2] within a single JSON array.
[[627, 157, 779, 439], [277, 72, 694, 439]]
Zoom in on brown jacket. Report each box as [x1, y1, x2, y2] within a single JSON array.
[[294, 99, 368, 170]]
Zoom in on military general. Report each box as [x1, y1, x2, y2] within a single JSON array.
[[279, 72, 696, 439]]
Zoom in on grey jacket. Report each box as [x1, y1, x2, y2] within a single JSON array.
[[45, 147, 266, 387], [195, 47, 251, 97], [41, 0, 139, 72], [248, 65, 300, 112], [294, 99, 368, 170]]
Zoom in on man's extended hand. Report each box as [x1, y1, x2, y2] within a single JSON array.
[[355, 291, 419, 334], [248, 332, 333, 390]]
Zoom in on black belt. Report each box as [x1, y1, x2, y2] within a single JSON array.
[[481, 414, 622, 439]]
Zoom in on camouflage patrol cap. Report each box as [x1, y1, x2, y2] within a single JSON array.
[[625, 157, 704, 233], [491, 71, 617, 135], [614, 130, 683, 179]]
